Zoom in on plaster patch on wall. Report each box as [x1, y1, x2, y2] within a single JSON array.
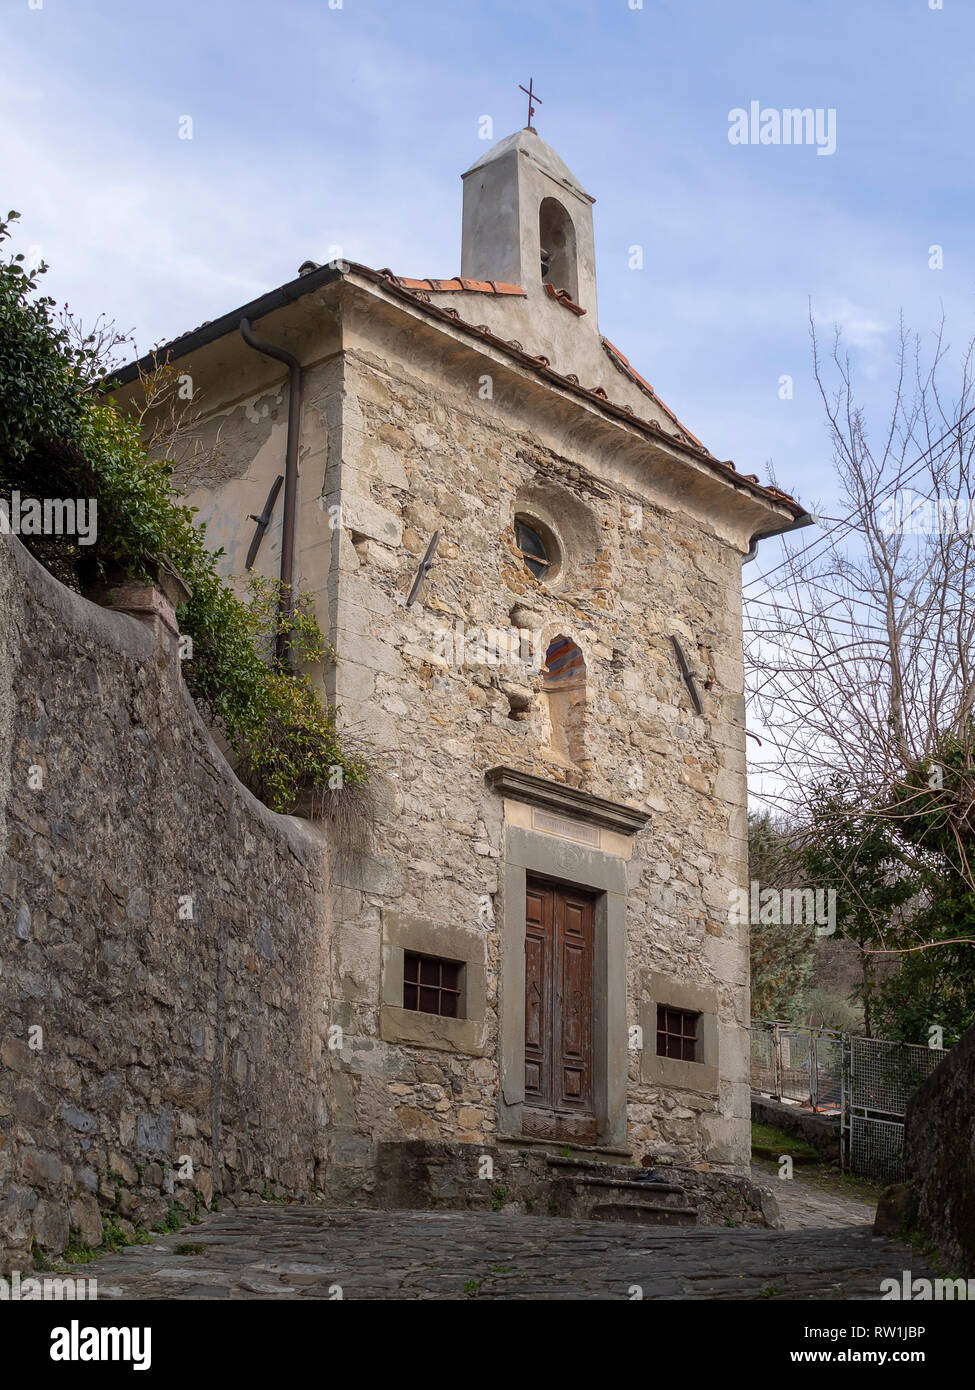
[[170, 389, 283, 490]]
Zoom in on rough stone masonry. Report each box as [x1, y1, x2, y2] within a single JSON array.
[[2, 128, 808, 1263], [0, 535, 331, 1272], [109, 129, 803, 1200]]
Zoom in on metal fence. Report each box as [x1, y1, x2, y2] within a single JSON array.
[[750, 1022, 949, 1181], [846, 1035, 947, 1181], [748, 1021, 844, 1112]]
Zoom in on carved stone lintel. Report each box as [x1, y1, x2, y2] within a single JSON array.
[[485, 764, 651, 835]]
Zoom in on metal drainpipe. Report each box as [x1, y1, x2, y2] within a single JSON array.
[[743, 510, 817, 563], [239, 317, 302, 666]]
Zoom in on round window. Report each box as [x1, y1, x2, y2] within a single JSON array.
[[515, 516, 557, 581]]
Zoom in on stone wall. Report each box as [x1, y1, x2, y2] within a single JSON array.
[[751, 1096, 841, 1163], [896, 1023, 975, 1275], [667, 1164, 780, 1228], [0, 535, 331, 1273], [114, 273, 776, 1197], [321, 324, 752, 1189]]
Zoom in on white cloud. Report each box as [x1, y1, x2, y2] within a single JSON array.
[[814, 297, 892, 353]]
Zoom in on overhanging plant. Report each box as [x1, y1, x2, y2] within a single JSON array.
[[0, 210, 367, 815]]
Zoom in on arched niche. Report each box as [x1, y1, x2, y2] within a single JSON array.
[[539, 197, 578, 301], [541, 634, 587, 767]]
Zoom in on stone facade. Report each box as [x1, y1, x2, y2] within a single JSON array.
[[315, 321, 764, 1193], [0, 535, 332, 1272], [63, 129, 803, 1214]]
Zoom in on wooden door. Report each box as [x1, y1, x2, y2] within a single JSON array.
[[523, 878, 596, 1142]]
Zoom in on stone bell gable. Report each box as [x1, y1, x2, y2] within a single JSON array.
[[108, 128, 807, 1204]]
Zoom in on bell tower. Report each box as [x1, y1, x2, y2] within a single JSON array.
[[460, 126, 598, 324]]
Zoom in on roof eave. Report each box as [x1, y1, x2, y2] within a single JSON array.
[[104, 261, 345, 390], [106, 262, 804, 518]]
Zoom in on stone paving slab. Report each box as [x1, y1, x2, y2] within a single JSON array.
[[77, 1206, 931, 1301], [750, 1160, 877, 1230]]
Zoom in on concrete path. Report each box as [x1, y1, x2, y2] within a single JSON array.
[[79, 1205, 927, 1300]]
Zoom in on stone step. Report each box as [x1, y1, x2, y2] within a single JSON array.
[[545, 1154, 641, 1178], [551, 1176, 690, 1212], [500, 1136, 633, 1161], [547, 1161, 699, 1226], [545, 1155, 681, 1187], [567, 1174, 686, 1198], [586, 1201, 698, 1227]]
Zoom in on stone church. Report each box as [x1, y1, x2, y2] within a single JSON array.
[[113, 125, 805, 1201]]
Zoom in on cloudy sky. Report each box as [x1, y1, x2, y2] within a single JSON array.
[[3, 0, 973, 532]]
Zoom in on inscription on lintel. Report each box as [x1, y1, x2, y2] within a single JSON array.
[[530, 807, 601, 847]]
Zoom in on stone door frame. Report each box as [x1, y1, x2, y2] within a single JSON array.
[[499, 824, 628, 1149]]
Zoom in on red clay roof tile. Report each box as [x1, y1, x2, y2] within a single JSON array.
[[601, 338, 710, 455], [544, 283, 586, 315], [396, 275, 526, 296]]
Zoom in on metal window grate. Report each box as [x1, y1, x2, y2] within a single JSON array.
[[403, 952, 462, 1019], [657, 1005, 699, 1062], [514, 519, 551, 580]]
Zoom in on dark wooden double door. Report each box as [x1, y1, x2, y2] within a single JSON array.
[[523, 878, 596, 1143]]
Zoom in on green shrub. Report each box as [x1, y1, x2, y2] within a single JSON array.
[[0, 211, 366, 814], [794, 987, 864, 1034]]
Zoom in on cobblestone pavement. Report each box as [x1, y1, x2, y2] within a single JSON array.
[[750, 1161, 877, 1230], [80, 1206, 928, 1300]]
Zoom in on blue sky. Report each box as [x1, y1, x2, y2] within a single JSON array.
[[3, 0, 974, 521]]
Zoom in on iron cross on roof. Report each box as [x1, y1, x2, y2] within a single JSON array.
[[519, 78, 542, 127]]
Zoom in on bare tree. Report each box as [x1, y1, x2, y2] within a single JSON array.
[[55, 306, 135, 384], [745, 309, 975, 925], [58, 305, 225, 482], [122, 358, 225, 484]]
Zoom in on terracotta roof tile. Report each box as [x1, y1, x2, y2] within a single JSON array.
[[395, 275, 526, 296], [601, 337, 711, 455], [544, 283, 586, 315]]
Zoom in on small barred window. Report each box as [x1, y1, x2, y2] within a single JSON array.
[[656, 1005, 699, 1062], [403, 952, 463, 1018]]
